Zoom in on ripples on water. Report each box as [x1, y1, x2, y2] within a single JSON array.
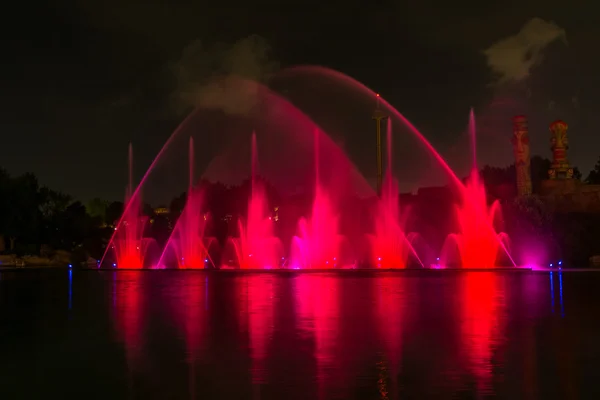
[[0, 270, 599, 399]]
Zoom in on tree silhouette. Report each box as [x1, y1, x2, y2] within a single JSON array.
[[585, 157, 600, 184], [2, 173, 40, 251]]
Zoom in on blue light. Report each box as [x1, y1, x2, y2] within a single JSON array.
[[113, 263, 117, 267], [558, 260, 562, 266], [550, 263, 553, 267], [68, 264, 72, 268]]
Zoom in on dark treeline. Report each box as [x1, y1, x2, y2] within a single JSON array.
[[2, 155, 600, 266], [0, 168, 120, 262]]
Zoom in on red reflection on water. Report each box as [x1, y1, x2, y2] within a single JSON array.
[[238, 275, 275, 383], [171, 273, 207, 358], [460, 273, 505, 392], [294, 275, 339, 398], [376, 276, 405, 371], [169, 273, 207, 399], [375, 276, 407, 399], [114, 271, 144, 366]]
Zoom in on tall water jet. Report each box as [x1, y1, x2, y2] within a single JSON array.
[[368, 119, 423, 268], [109, 144, 157, 269], [158, 137, 217, 269], [223, 132, 283, 269], [291, 129, 347, 269], [440, 111, 512, 268]]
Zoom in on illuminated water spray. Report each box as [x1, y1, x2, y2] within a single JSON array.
[[109, 144, 157, 269], [369, 118, 423, 268], [223, 132, 283, 269], [158, 137, 217, 269]]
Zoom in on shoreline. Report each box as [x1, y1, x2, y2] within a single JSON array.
[[3, 265, 600, 273]]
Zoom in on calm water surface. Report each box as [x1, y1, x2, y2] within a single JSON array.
[[0, 270, 599, 399]]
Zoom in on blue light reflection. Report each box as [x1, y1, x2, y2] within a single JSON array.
[[549, 272, 554, 312], [68, 269, 73, 311], [559, 272, 565, 317]]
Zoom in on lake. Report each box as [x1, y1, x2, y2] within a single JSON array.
[[0, 269, 599, 399]]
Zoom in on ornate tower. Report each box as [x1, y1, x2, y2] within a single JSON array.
[[512, 115, 532, 196], [372, 94, 388, 196], [548, 120, 573, 179]]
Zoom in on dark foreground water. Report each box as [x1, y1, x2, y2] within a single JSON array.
[[1, 270, 599, 399]]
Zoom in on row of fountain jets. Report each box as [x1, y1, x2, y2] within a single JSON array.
[[100, 105, 515, 270]]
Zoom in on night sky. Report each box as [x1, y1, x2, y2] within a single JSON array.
[[3, 0, 599, 204]]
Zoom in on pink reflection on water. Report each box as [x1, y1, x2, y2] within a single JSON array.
[[170, 273, 208, 358], [294, 274, 339, 399], [113, 271, 144, 368], [238, 275, 275, 383], [169, 273, 208, 399]]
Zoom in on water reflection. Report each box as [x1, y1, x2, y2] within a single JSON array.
[[44, 270, 590, 399], [113, 271, 144, 367], [238, 274, 275, 384], [460, 272, 506, 394], [168, 273, 208, 399], [294, 274, 339, 399], [68, 269, 73, 311], [375, 276, 407, 399], [559, 272, 565, 317], [550, 272, 555, 312], [170, 273, 208, 360]]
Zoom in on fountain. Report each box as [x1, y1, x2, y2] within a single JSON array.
[[222, 132, 283, 269], [440, 111, 512, 268], [441, 170, 511, 268], [368, 118, 423, 269], [102, 69, 524, 271], [158, 137, 218, 269], [290, 129, 347, 269], [107, 144, 158, 269]]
